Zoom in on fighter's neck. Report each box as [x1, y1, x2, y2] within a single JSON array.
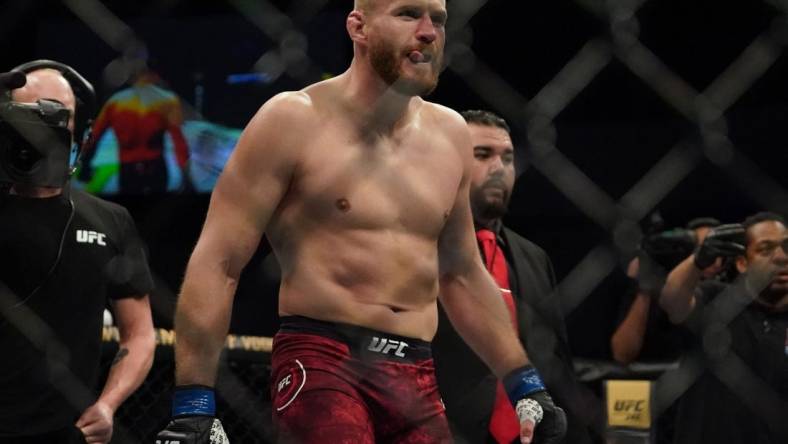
[[340, 65, 419, 135]]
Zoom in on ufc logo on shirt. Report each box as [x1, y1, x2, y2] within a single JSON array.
[[367, 336, 409, 357], [76, 230, 107, 246]]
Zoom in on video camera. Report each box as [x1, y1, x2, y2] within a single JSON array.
[[0, 61, 96, 189], [639, 213, 698, 270], [0, 97, 73, 187]]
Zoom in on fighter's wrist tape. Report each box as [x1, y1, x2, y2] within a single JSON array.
[[503, 365, 546, 405], [172, 385, 216, 417]]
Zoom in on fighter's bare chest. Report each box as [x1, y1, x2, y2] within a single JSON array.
[[291, 132, 462, 230]]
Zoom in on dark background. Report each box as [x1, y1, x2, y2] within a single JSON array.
[[3, 0, 787, 360]]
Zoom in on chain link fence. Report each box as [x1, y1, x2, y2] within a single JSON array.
[[3, 0, 788, 443], [100, 328, 274, 443]]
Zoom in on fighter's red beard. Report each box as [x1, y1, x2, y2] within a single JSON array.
[[369, 38, 440, 97]]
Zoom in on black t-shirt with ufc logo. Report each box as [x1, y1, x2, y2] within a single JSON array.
[[0, 188, 154, 436]]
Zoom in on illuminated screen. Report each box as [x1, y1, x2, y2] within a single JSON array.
[[74, 118, 241, 194], [37, 11, 349, 194]]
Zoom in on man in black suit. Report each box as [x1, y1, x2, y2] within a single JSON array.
[[433, 110, 595, 444]]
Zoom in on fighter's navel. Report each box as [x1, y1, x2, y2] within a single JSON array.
[[335, 198, 351, 212]]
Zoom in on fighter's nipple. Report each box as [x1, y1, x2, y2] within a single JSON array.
[[336, 198, 351, 212]]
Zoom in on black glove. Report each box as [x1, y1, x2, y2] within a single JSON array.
[[694, 224, 745, 270], [156, 416, 229, 444], [155, 386, 229, 444], [504, 365, 567, 444]]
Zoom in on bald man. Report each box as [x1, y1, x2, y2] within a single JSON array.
[[0, 64, 155, 444]]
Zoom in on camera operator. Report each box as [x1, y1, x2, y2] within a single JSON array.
[[611, 217, 722, 365], [0, 61, 155, 444], [660, 212, 788, 443]]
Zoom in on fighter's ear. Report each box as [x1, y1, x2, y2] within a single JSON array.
[[347, 10, 367, 44]]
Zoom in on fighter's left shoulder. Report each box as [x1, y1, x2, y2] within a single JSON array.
[[421, 101, 467, 131], [420, 101, 471, 150]]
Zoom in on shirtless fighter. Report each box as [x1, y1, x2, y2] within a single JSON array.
[[156, 1, 566, 443]]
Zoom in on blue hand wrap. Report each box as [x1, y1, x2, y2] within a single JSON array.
[[172, 386, 216, 417], [503, 365, 546, 405]]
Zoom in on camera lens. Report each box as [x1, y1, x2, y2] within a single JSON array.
[[9, 145, 42, 172], [1, 130, 42, 174]]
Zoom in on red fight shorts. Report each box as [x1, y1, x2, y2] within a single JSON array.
[[270, 316, 451, 444]]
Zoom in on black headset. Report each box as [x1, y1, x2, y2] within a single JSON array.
[[10, 59, 97, 173]]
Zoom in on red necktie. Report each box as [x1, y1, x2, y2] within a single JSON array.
[[476, 229, 520, 444]]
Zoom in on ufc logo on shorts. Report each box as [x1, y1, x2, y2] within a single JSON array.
[[76, 230, 107, 246], [367, 336, 408, 357], [277, 374, 292, 393]]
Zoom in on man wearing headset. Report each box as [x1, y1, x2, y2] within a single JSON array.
[[0, 61, 155, 444]]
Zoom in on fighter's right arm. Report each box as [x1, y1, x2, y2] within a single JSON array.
[[174, 93, 307, 386]]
